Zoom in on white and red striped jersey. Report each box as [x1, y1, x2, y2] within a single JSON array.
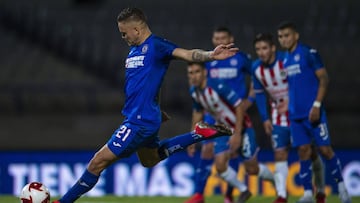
[[190, 79, 252, 129], [252, 56, 290, 127]]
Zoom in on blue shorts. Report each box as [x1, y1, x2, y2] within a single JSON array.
[[290, 111, 331, 147], [214, 127, 258, 160], [271, 125, 291, 150], [240, 127, 259, 160], [107, 121, 160, 158]]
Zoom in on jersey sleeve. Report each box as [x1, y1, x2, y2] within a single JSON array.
[[211, 80, 242, 107], [255, 91, 269, 122], [154, 37, 178, 60], [251, 61, 264, 91], [251, 61, 268, 121], [307, 48, 324, 71]]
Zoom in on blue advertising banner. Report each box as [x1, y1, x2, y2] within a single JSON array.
[[0, 150, 359, 197]]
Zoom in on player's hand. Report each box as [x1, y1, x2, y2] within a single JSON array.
[[309, 106, 320, 123], [187, 144, 196, 157], [276, 99, 288, 114], [228, 132, 242, 154], [211, 43, 239, 60], [161, 111, 171, 123], [263, 120, 273, 136]]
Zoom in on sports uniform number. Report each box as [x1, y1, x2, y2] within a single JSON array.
[[319, 123, 328, 140], [242, 133, 251, 158], [116, 125, 132, 142]]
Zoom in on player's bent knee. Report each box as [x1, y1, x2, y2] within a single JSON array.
[[297, 144, 312, 159], [245, 164, 259, 175], [318, 146, 334, 159], [137, 147, 161, 168], [274, 149, 288, 161]]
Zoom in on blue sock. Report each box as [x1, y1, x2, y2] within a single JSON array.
[[60, 169, 99, 203], [226, 157, 239, 196], [158, 132, 203, 159], [194, 158, 213, 194], [300, 160, 313, 191], [325, 155, 343, 183]]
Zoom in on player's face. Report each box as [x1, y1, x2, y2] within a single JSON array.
[[277, 28, 298, 51], [187, 64, 207, 87], [212, 31, 234, 47], [118, 21, 141, 46], [255, 41, 276, 64]]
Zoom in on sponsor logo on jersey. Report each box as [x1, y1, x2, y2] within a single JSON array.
[[126, 56, 145, 68], [209, 68, 237, 78], [286, 64, 301, 76]]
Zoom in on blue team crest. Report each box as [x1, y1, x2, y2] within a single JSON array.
[[230, 59, 238, 66], [294, 54, 300, 62], [142, 44, 149, 54]]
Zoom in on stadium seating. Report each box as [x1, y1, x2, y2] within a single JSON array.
[[0, 0, 359, 149]]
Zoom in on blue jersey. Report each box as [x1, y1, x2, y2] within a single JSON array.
[[122, 34, 177, 125], [283, 43, 324, 119], [205, 52, 251, 99]]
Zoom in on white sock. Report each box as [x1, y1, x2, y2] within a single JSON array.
[[304, 189, 313, 198], [312, 156, 325, 193], [219, 166, 248, 192], [274, 161, 288, 198], [258, 163, 275, 184]]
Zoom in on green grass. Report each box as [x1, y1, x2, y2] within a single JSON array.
[[5, 195, 359, 203]]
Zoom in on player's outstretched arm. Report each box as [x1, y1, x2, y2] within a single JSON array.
[[172, 43, 238, 62]]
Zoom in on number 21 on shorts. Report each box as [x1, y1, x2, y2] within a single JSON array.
[[116, 125, 132, 142]]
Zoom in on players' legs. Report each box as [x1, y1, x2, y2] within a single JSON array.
[[310, 114, 351, 203], [184, 142, 214, 203], [309, 145, 325, 195], [224, 154, 239, 202], [291, 119, 314, 203], [195, 142, 214, 194], [272, 125, 291, 201], [56, 121, 150, 203], [214, 137, 248, 194], [241, 127, 274, 183]]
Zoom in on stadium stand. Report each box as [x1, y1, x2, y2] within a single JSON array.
[[0, 0, 359, 149]]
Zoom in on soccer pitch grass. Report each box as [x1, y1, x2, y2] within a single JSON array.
[[3, 195, 360, 203]]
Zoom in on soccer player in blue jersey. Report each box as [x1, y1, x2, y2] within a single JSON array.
[[185, 27, 274, 203], [277, 22, 351, 203], [252, 33, 326, 203], [52, 7, 238, 203], [187, 62, 275, 203]]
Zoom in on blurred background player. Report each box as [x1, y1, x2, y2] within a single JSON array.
[[187, 62, 275, 203], [185, 27, 273, 203], [251, 33, 326, 203], [277, 21, 351, 203], [52, 7, 238, 203], [185, 26, 252, 203]]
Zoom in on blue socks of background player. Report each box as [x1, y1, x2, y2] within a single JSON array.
[[158, 132, 203, 159], [194, 158, 213, 194], [60, 169, 99, 203], [325, 155, 343, 183], [299, 160, 313, 191]]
